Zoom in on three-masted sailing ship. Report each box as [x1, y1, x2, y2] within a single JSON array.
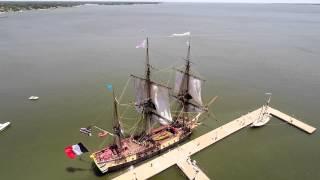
[[90, 38, 213, 173]]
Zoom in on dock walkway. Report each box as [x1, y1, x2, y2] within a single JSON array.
[[176, 158, 210, 180], [113, 107, 316, 180], [268, 107, 316, 134]]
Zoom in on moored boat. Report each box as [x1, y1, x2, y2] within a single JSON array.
[[0, 122, 11, 132], [28, 96, 39, 100], [251, 93, 272, 127]]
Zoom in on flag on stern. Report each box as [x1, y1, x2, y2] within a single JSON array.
[[80, 127, 92, 136], [64, 142, 89, 159]]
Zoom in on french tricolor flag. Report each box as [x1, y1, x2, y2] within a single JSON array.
[[64, 142, 89, 159]]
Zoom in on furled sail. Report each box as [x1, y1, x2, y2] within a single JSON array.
[[133, 78, 172, 125]]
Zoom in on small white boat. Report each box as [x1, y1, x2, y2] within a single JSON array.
[[0, 122, 11, 132], [251, 93, 272, 127], [251, 113, 271, 127], [28, 96, 39, 100]]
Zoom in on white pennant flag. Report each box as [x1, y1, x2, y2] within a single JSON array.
[[135, 39, 146, 48], [169, 32, 191, 37]]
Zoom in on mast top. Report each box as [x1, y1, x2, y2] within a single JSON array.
[[186, 37, 191, 62]]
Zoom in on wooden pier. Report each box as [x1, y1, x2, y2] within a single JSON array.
[[268, 107, 316, 134], [176, 158, 210, 180], [112, 107, 316, 180]]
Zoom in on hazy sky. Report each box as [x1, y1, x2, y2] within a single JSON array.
[[136, 0, 320, 2], [1, 0, 320, 3]]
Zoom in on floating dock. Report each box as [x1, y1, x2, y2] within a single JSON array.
[[113, 107, 316, 180]]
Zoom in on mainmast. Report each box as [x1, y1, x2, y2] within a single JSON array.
[[132, 38, 173, 138], [182, 39, 191, 126], [144, 37, 152, 135]]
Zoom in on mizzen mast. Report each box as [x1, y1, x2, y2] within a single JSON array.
[[144, 37, 153, 135]]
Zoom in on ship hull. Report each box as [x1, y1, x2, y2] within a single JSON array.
[[94, 131, 192, 173]]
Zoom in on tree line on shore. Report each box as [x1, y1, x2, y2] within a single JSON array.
[[0, 1, 160, 12]]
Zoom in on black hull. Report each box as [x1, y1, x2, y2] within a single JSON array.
[[102, 132, 192, 173]]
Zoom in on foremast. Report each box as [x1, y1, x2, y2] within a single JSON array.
[[182, 40, 191, 125], [174, 39, 205, 126]]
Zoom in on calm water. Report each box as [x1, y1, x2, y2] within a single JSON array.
[[0, 3, 320, 180]]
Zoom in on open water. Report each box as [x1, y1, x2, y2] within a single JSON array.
[[0, 3, 320, 180]]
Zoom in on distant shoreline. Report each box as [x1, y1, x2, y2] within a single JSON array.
[[0, 1, 161, 13], [1, 1, 319, 14]]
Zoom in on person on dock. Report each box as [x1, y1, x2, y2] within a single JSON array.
[[132, 172, 137, 180]]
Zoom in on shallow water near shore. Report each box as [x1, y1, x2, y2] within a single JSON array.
[[0, 3, 320, 180]]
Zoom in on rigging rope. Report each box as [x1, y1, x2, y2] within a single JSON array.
[[121, 117, 138, 120], [118, 77, 131, 104], [98, 136, 110, 149], [79, 35, 209, 135], [128, 115, 144, 137], [119, 102, 131, 120], [152, 61, 183, 74], [166, 69, 173, 87], [94, 34, 227, 45]]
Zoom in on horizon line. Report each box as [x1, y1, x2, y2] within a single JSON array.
[[0, 0, 320, 4]]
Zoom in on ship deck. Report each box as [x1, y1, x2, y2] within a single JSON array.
[[112, 106, 316, 180], [93, 125, 185, 164]]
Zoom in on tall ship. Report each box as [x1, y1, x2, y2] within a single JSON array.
[[90, 38, 214, 173]]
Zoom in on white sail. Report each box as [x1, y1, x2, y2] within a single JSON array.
[[174, 71, 203, 106], [133, 78, 172, 125], [174, 71, 184, 94], [133, 78, 148, 113], [151, 85, 172, 125], [189, 76, 203, 106]]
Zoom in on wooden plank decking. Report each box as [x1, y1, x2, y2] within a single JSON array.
[[268, 107, 316, 134], [176, 158, 210, 180], [112, 107, 316, 180]]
